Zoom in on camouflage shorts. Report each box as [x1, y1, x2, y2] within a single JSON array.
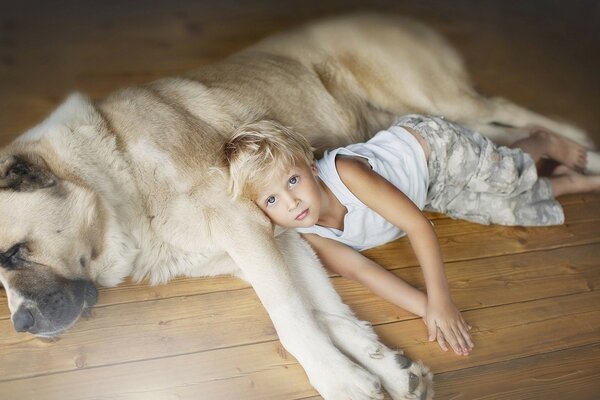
[[395, 115, 564, 226]]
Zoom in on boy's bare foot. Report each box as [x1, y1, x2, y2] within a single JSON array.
[[529, 126, 588, 172], [552, 164, 578, 177], [550, 168, 600, 196]]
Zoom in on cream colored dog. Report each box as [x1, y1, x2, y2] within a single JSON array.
[[0, 14, 597, 400]]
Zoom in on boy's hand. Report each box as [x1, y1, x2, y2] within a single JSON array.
[[425, 297, 473, 356]]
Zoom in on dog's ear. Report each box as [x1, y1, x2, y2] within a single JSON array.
[[0, 155, 56, 191]]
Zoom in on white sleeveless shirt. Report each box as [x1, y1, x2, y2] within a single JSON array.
[[297, 125, 428, 251]]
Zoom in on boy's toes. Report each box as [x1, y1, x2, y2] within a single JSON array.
[[574, 152, 588, 172]]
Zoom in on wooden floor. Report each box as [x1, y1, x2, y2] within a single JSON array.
[[1, 1, 599, 399]]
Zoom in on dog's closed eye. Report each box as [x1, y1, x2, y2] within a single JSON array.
[[0, 243, 27, 269], [0, 156, 55, 191]]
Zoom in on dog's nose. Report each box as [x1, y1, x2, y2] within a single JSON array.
[[13, 308, 35, 332]]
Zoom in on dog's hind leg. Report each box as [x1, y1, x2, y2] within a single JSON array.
[[438, 93, 600, 174], [276, 229, 433, 400], [461, 96, 593, 146]]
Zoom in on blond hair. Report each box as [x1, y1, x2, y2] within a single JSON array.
[[223, 120, 314, 199]]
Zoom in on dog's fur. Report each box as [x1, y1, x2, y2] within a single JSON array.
[[0, 14, 597, 400]]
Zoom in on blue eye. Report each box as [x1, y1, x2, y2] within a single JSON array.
[[289, 176, 299, 185], [266, 196, 276, 206]]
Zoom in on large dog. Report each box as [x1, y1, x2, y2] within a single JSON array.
[[0, 14, 597, 400]]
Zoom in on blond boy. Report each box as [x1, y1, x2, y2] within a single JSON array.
[[224, 115, 598, 355]]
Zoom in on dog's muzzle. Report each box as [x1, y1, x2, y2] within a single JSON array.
[[12, 280, 98, 335]]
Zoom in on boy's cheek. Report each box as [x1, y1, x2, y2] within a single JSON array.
[[265, 210, 284, 225]]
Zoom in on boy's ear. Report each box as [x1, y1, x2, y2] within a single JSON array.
[[310, 161, 318, 176]]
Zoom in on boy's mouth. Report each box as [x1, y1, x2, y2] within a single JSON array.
[[295, 208, 309, 221]]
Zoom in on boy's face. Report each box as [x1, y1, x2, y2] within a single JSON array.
[[254, 161, 322, 228]]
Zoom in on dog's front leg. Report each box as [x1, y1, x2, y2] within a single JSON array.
[[210, 204, 383, 400], [275, 229, 434, 400]]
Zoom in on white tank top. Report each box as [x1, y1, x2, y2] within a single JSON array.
[[297, 125, 428, 251]]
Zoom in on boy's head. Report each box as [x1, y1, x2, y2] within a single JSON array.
[[224, 120, 314, 200], [224, 120, 322, 228]]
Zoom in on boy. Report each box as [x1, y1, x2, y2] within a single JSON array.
[[224, 115, 598, 356]]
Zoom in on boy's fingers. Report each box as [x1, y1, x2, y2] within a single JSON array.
[[451, 336, 464, 355], [459, 324, 474, 349], [457, 318, 474, 348], [456, 317, 473, 351], [442, 326, 462, 355], [427, 321, 437, 341], [436, 329, 448, 352], [462, 317, 472, 331], [451, 326, 469, 354]]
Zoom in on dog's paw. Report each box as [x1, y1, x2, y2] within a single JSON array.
[[367, 350, 434, 400], [310, 361, 383, 400], [586, 150, 600, 175]]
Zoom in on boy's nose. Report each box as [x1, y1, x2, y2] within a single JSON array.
[[287, 197, 300, 211]]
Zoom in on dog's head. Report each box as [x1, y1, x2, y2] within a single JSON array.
[[0, 95, 111, 337], [0, 152, 103, 336]]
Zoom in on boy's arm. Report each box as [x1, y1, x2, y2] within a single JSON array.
[[302, 233, 427, 318], [336, 157, 473, 355]]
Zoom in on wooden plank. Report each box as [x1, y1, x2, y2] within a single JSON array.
[[0, 285, 275, 381], [301, 342, 600, 400], [0, 243, 598, 381], [433, 344, 600, 400], [346, 242, 600, 323], [365, 211, 600, 268], [1, 291, 599, 399], [0, 341, 316, 400], [0, 275, 251, 321], [1, 197, 598, 319], [420, 195, 600, 239], [375, 291, 600, 374]]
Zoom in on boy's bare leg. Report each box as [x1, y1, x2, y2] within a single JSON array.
[[549, 165, 600, 196], [509, 127, 588, 171]]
